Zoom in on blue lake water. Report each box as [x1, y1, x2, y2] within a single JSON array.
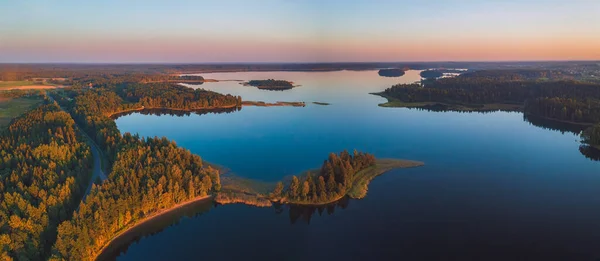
[[112, 70, 600, 260]]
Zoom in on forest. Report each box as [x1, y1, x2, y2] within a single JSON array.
[[246, 79, 294, 90], [419, 70, 443, 78], [50, 134, 221, 261], [0, 104, 92, 261], [115, 83, 242, 109], [378, 69, 405, 77], [272, 150, 376, 204], [458, 69, 573, 81]]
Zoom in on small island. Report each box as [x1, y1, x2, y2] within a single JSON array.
[[378, 68, 406, 77], [313, 102, 330, 106], [420, 70, 444, 78], [244, 79, 295, 90]]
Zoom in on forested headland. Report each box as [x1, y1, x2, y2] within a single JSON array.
[[244, 79, 295, 90], [270, 151, 423, 205]]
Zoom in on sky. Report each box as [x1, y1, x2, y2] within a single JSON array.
[[1, 0, 599, 63]]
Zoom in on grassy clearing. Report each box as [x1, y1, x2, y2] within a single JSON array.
[[0, 81, 56, 90], [220, 173, 276, 195], [0, 96, 44, 128], [0, 81, 36, 88]]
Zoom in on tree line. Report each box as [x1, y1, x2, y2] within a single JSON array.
[[115, 83, 242, 109], [0, 104, 93, 261]]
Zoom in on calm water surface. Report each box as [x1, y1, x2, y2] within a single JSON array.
[[112, 70, 600, 261]]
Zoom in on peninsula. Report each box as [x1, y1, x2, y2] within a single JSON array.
[[215, 150, 424, 207]]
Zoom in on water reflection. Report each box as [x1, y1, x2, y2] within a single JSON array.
[[404, 104, 521, 113], [111, 107, 241, 119], [97, 199, 214, 261], [523, 114, 587, 135], [579, 145, 600, 161], [282, 196, 351, 225]]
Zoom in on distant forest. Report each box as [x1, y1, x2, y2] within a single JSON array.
[[378, 69, 405, 77]]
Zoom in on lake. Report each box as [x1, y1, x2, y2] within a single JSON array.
[[111, 70, 600, 260]]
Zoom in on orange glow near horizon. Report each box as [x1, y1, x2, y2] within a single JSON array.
[[1, 1, 599, 62]]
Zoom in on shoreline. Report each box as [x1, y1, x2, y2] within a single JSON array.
[[523, 113, 595, 128], [94, 194, 213, 261], [371, 92, 525, 112], [106, 104, 239, 118], [108, 101, 307, 118]]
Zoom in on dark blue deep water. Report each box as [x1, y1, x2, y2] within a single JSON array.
[[111, 70, 600, 261]]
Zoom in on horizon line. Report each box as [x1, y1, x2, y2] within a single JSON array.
[[1, 60, 599, 65]]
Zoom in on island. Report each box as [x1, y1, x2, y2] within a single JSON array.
[[420, 70, 444, 78], [378, 68, 406, 77], [243, 79, 295, 90], [313, 102, 330, 106]]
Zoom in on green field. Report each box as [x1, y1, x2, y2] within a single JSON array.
[[0, 96, 44, 128], [0, 81, 39, 89]]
